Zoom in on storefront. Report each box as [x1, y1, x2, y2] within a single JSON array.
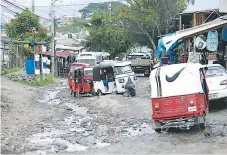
[[157, 14, 227, 68]]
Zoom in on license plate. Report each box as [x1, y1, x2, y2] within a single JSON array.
[[209, 93, 218, 99], [188, 106, 197, 112]]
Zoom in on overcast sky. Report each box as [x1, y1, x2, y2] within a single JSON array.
[[0, 0, 118, 20], [14, 0, 118, 7]]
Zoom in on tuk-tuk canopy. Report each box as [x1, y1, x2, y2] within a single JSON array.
[[150, 63, 204, 98], [97, 61, 115, 68], [71, 62, 90, 68]]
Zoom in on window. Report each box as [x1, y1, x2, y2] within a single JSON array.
[[205, 66, 227, 77], [77, 59, 96, 66], [80, 54, 92, 56], [115, 65, 132, 75], [70, 66, 81, 73], [128, 54, 147, 60], [84, 69, 93, 76]]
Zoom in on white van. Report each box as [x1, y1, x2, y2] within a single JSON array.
[[76, 52, 103, 65]]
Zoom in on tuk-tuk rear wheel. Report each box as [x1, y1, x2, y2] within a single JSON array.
[[155, 128, 161, 133], [97, 90, 102, 96], [199, 114, 206, 129]]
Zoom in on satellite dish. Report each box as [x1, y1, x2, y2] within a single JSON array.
[[195, 35, 207, 50]]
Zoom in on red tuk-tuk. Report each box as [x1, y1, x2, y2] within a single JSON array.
[[68, 63, 91, 89], [150, 63, 209, 133], [71, 66, 94, 97]]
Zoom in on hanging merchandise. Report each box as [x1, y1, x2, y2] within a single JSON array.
[[169, 50, 177, 63], [206, 31, 218, 52], [222, 27, 227, 41], [187, 52, 201, 63], [195, 35, 207, 50], [200, 52, 208, 65]]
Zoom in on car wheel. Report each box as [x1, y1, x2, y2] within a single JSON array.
[[130, 89, 136, 97]]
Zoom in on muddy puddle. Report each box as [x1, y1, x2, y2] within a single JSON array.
[[23, 85, 155, 154]]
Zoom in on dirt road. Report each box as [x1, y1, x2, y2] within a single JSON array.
[[1, 76, 227, 154]]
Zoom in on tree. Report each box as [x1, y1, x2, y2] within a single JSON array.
[[119, 0, 186, 51], [5, 10, 51, 56], [85, 12, 132, 58], [78, 1, 125, 19]]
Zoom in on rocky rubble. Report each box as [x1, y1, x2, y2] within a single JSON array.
[[7, 74, 35, 83]]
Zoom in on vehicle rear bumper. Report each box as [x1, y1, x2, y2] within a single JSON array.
[[152, 116, 204, 129], [132, 66, 150, 73], [209, 88, 227, 100], [153, 113, 202, 121]]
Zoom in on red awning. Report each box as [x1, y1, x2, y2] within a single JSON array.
[[41, 51, 73, 57]]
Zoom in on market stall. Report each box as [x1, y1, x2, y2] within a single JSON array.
[[157, 14, 227, 68]]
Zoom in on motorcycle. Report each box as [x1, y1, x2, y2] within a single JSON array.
[[124, 77, 136, 97]]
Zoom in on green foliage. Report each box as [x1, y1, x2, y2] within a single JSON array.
[[79, 1, 125, 19], [119, 0, 186, 50], [1, 67, 21, 76], [17, 74, 56, 87], [5, 10, 51, 55], [85, 11, 132, 57]]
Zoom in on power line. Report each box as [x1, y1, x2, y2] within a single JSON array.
[[2, 0, 28, 11], [55, 6, 73, 14], [1, 5, 17, 15], [35, 4, 87, 7], [1, 13, 14, 19], [2, 0, 51, 21]]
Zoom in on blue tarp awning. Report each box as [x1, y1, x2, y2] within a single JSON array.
[[156, 33, 177, 57]]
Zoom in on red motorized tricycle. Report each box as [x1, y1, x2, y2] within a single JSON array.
[[68, 63, 91, 89], [150, 63, 209, 133], [71, 66, 94, 97]]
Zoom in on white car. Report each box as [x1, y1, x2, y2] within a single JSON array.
[[203, 64, 227, 101]]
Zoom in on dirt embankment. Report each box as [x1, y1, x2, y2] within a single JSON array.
[[1, 77, 60, 154]]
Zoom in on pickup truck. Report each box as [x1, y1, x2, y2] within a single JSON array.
[[128, 53, 152, 77]]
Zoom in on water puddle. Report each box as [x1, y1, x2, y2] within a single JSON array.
[[123, 123, 155, 137], [54, 138, 88, 152], [38, 90, 61, 104], [95, 140, 111, 148]]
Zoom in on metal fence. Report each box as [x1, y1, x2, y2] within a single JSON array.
[[1, 49, 25, 70]]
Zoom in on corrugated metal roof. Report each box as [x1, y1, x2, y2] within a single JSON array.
[[184, 0, 219, 13]]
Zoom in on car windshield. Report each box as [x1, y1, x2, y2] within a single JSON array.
[[128, 55, 145, 60], [70, 66, 81, 73], [115, 65, 132, 75], [205, 66, 227, 77], [84, 68, 93, 76], [77, 59, 96, 66]]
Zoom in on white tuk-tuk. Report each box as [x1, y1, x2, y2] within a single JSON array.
[[150, 63, 209, 132], [92, 61, 137, 96]]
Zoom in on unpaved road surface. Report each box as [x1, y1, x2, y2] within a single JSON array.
[[1, 75, 227, 154]]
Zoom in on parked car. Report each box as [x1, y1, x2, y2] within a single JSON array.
[[203, 64, 227, 101]]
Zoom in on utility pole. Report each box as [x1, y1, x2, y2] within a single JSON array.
[[179, 14, 182, 30], [16, 43, 18, 67], [31, 0, 35, 13], [50, 0, 56, 76]]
